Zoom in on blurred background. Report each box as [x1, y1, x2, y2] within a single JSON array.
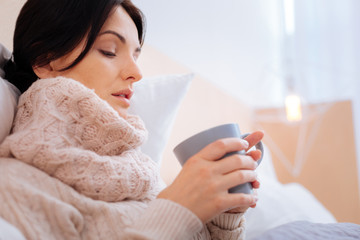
[[132, 0, 360, 223], [133, 0, 360, 108]]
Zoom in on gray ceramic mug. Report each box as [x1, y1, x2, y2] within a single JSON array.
[[173, 123, 264, 194]]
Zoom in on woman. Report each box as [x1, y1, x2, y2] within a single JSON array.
[[0, 0, 263, 239]]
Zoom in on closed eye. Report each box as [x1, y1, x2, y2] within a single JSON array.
[[100, 50, 116, 58]]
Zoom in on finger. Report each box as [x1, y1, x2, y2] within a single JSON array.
[[221, 170, 257, 190], [214, 154, 258, 174], [226, 207, 245, 213], [247, 149, 262, 161], [244, 131, 264, 151], [225, 192, 258, 209], [253, 189, 258, 197], [250, 191, 259, 208], [197, 138, 249, 161], [252, 179, 260, 189]]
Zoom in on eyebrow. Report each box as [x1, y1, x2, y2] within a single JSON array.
[[99, 30, 141, 53]]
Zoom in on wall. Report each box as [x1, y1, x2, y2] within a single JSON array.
[[137, 45, 253, 184], [0, 0, 25, 50], [139, 44, 360, 224], [254, 101, 360, 224], [132, 0, 360, 198]]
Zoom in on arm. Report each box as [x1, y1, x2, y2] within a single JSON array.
[[48, 146, 162, 202], [1, 128, 259, 240], [3, 134, 162, 202], [157, 132, 262, 223], [155, 131, 264, 239], [124, 201, 247, 240], [122, 133, 263, 240], [206, 213, 246, 239]]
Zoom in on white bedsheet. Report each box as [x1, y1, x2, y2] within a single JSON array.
[[0, 217, 25, 240], [245, 175, 336, 239], [252, 220, 360, 240]]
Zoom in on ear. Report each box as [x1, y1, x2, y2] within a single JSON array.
[[32, 62, 56, 79]]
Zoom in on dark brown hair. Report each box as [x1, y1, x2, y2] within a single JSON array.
[[4, 0, 145, 93]]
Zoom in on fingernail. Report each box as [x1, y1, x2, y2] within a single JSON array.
[[254, 196, 259, 203], [243, 140, 249, 148]]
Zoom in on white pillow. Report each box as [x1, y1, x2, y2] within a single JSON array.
[[128, 73, 193, 164], [0, 44, 20, 144], [245, 174, 337, 239], [0, 217, 26, 240], [0, 44, 10, 77], [245, 141, 336, 239]]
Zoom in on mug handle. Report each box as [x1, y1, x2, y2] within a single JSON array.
[[241, 133, 264, 166]]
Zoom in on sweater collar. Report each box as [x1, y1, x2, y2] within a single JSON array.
[[15, 77, 149, 156]]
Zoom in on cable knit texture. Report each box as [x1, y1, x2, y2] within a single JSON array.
[[0, 77, 245, 239], [0, 77, 161, 202]]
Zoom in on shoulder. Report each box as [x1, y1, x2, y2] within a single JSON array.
[[16, 76, 104, 118], [18, 76, 102, 108], [25, 77, 96, 98]]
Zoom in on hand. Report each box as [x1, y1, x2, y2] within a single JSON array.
[[226, 131, 264, 213], [157, 130, 264, 223]]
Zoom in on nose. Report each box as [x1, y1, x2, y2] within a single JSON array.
[[122, 57, 143, 83]]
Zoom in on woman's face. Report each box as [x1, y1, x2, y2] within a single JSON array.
[[44, 6, 142, 118]]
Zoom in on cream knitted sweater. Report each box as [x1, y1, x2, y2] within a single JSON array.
[[0, 77, 246, 239]]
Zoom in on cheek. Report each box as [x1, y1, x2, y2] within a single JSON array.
[[63, 60, 102, 88], [80, 56, 119, 84], [60, 54, 120, 98]]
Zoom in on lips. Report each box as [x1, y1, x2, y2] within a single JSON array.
[[111, 88, 133, 100]]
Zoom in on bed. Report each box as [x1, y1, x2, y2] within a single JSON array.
[[1, 42, 360, 239]]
